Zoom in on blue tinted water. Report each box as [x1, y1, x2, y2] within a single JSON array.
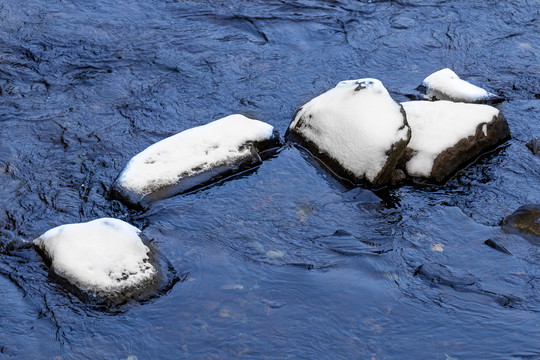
[[0, 0, 539, 358]]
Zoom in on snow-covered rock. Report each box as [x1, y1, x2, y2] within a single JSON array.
[[288, 78, 411, 186], [401, 100, 510, 182], [34, 218, 158, 302], [420, 68, 501, 103], [111, 114, 280, 208]]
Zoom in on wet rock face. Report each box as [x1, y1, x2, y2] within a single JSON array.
[[288, 78, 411, 187], [401, 101, 510, 183], [33, 218, 161, 304], [111, 115, 280, 209], [503, 205, 540, 241], [430, 112, 510, 181]]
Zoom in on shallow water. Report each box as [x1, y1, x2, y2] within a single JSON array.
[[1, 0, 539, 359]]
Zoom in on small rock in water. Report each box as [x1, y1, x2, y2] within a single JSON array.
[[419, 68, 502, 103], [288, 78, 411, 186], [391, 168, 407, 183], [342, 188, 382, 204], [111, 114, 280, 208], [400, 100, 510, 182], [502, 204, 540, 241], [34, 218, 159, 303], [483, 239, 512, 255], [526, 138, 540, 155]]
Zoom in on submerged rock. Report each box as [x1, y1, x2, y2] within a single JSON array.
[[526, 138, 540, 155], [401, 100, 510, 182], [111, 114, 280, 208], [419, 68, 502, 104], [483, 239, 512, 255], [502, 205, 540, 241], [34, 218, 159, 303], [288, 78, 411, 186]]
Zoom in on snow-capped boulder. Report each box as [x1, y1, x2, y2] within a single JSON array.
[[401, 101, 510, 182], [111, 114, 280, 208], [288, 78, 411, 186], [420, 68, 501, 104], [502, 204, 540, 242], [34, 218, 158, 303]]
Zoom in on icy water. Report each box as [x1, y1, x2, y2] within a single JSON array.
[[1, 0, 539, 359]]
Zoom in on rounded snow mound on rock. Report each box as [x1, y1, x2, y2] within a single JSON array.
[[111, 114, 279, 208], [288, 78, 411, 186], [34, 218, 157, 301], [421, 68, 500, 103], [401, 100, 510, 182]]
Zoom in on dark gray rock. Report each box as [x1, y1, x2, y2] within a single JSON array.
[[502, 204, 540, 242], [526, 138, 540, 155], [390, 169, 407, 183], [429, 112, 510, 182], [483, 239, 512, 255]]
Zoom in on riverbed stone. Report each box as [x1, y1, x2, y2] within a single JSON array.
[[34, 218, 160, 304], [111, 114, 281, 209], [502, 204, 540, 241], [419, 68, 502, 104], [287, 78, 411, 186], [526, 138, 540, 155], [400, 100, 510, 183]]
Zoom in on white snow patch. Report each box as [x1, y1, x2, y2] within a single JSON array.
[[402, 101, 499, 177], [290, 78, 409, 182], [118, 114, 274, 195], [422, 68, 496, 103], [34, 218, 156, 294]]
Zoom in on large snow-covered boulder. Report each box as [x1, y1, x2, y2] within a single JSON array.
[[420, 68, 501, 104], [401, 100, 510, 182], [34, 218, 158, 303], [288, 78, 411, 186], [111, 114, 280, 208]]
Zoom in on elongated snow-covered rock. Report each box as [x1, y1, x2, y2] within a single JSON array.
[[401, 100, 510, 182], [288, 79, 411, 186], [420, 68, 501, 103], [111, 114, 280, 208], [34, 218, 158, 302]]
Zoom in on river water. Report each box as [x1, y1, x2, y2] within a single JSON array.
[[0, 0, 539, 359]]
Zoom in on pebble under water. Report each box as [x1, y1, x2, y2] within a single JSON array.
[[1, 0, 539, 359]]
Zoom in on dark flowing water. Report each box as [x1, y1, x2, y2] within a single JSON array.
[[1, 0, 539, 359]]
